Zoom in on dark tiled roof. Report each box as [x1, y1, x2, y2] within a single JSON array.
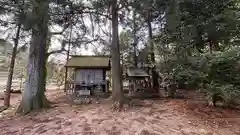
[[65, 55, 110, 68], [127, 67, 150, 77]]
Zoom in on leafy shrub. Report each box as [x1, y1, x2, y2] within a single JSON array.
[[158, 46, 240, 107], [173, 66, 202, 89], [206, 82, 240, 106], [221, 85, 240, 106], [207, 48, 240, 86], [205, 47, 240, 106], [171, 56, 208, 89]]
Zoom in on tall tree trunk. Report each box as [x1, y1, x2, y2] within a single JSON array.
[[44, 32, 51, 92], [120, 52, 124, 77], [64, 22, 72, 92], [133, 7, 138, 67], [111, 0, 124, 109], [209, 43, 213, 54], [43, 55, 48, 92], [17, 32, 49, 114], [147, 11, 159, 92], [4, 24, 21, 107], [16, 1, 49, 114]]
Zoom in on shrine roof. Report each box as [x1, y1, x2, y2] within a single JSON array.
[[126, 67, 150, 78], [65, 55, 111, 69]]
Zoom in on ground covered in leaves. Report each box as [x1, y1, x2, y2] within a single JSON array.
[[0, 89, 240, 135]]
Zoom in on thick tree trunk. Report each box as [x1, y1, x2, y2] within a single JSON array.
[[16, 1, 49, 114], [16, 33, 49, 114], [4, 24, 21, 107], [147, 12, 159, 92], [111, 0, 124, 110]]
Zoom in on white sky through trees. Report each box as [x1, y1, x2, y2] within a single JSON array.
[[0, 12, 124, 63], [0, 0, 157, 63]]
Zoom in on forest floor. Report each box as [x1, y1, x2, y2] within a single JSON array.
[[0, 88, 240, 135]]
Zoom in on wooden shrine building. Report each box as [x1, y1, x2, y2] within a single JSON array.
[[65, 55, 111, 97], [126, 67, 150, 92]]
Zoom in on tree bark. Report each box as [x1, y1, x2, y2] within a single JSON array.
[[147, 11, 159, 92], [120, 51, 124, 77], [64, 20, 72, 92], [16, 32, 49, 114], [111, 0, 124, 110], [4, 24, 21, 107], [43, 55, 48, 92], [16, 1, 50, 114]]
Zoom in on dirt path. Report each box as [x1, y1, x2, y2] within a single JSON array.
[[0, 90, 240, 135]]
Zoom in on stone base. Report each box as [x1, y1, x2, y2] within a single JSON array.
[[73, 98, 92, 105], [127, 91, 160, 99]]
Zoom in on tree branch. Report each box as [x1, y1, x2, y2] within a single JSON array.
[[47, 40, 67, 56], [47, 48, 67, 56], [50, 23, 70, 35], [16, 43, 28, 54], [50, 6, 112, 20], [118, 0, 129, 10]]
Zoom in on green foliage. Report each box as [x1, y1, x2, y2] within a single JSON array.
[[173, 65, 204, 89], [160, 46, 240, 90], [153, 0, 240, 107], [163, 47, 240, 106], [164, 0, 240, 52], [204, 47, 240, 105], [206, 83, 240, 106], [207, 47, 240, 86]]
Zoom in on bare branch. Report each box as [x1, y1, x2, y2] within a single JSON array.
[[16, 43, 28, 54], [50, 23, 70, 35], [0, 20, 16, 25], [47, 40, 67, 56], [83, 11, 111, 20], [47, 48, 67, 56], [50, 6, 111, 20]]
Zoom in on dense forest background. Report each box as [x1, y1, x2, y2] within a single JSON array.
[[0, 0, 239, 112]]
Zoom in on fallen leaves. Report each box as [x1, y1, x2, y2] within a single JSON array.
[[0, 89, 239, 135]]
